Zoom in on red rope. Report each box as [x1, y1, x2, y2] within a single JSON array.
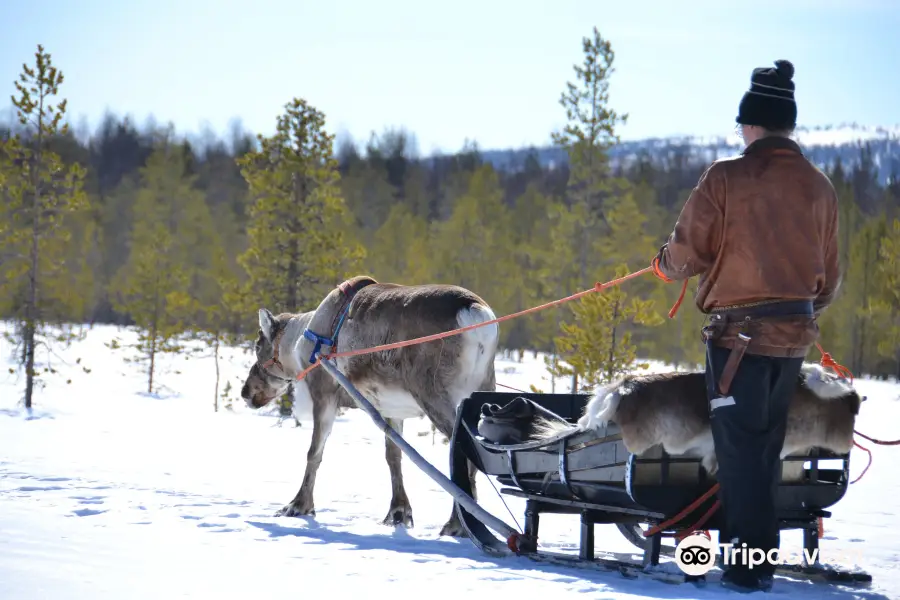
[[851, 439, 873, 484], [854, 430, 900, 446]]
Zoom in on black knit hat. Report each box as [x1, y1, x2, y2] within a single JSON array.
[[736, 59, 797, 131]]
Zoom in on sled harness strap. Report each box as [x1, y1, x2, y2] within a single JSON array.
[[262, 327, 285, 370], [302, 277, 378, 365]]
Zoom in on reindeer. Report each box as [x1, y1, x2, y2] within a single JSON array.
[[529, 363, 862, 477], [240, 276, 499, 536]]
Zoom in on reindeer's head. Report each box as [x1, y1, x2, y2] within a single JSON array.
[[241, 308, 295, 409]]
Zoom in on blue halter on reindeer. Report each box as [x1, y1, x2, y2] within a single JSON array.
[[301, 277, 377, 364]]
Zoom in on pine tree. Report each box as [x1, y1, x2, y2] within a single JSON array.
[[814, 167, 858, 369], [551, 25, 629, 288], [108, 144, 203, 394], [339, 157, 396, 233], [844, 214, 888, 373], [593, 189, 656, 275], [542, 27, 635, 391], [237, 98, 365, 317], [870, 218, 900, 375], [429, 164, 518, 332], [533, 199, 584, 392], [0, 45, 90, 410], [545, 191, 665, 387], [183, 204, 245, 411], [367, 203, 430, 284], [507, 184, 552, 352], [547, 264, 662, 390]]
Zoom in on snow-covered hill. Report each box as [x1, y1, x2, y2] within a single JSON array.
[[2, 322, 899, 599], [481, 123, 900, 184]]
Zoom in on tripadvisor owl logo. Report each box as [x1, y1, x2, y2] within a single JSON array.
[[675, 532, 717, 576]]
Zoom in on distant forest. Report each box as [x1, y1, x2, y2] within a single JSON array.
[[2, 33, 899, 408]]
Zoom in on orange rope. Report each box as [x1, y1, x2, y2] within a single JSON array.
[[643, 483, 720, 538], [816, 342, 854, 383], [294, 266, 656, 382], [674, 501, 721, 542], [816, 342, 900, 448], [812, 343, 899, 484], [668, 280, 688, 319]]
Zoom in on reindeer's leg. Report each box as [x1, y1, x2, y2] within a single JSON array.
[[382, 418, 414, 528], [276, 396, 338, 517]]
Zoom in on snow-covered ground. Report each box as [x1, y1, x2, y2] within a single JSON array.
[[2, 322, 899, 599]]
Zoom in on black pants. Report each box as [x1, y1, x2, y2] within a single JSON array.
[[706, 342, 804, 577]]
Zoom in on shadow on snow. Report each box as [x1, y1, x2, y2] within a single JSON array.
[[244, 519, 892, 600]]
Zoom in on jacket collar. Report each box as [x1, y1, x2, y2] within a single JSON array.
[[742, 135, 804, 157]]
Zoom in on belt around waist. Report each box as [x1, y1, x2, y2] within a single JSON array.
[[709, 300, 814, 320]]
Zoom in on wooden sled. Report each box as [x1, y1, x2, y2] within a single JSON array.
[[447, 390, 871, 584]]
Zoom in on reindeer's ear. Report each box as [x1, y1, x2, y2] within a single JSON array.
[[258, 308, 275, 341]]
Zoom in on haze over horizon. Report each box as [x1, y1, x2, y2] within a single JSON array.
[[2, 0, 898, 155]]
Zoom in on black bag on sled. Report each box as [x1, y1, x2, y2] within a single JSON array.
[[476, 396, 571, 445]]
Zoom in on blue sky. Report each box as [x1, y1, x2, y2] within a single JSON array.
[[2, 0, 897, 155]]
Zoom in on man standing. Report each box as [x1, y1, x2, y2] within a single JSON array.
[[651, 59, 841, 593]]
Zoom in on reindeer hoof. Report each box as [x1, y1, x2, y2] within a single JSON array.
[[382, 506, 414, 528], [276, 502, 315, 518], [439, 519, 469, 538]]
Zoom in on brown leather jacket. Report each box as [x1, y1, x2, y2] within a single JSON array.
[[654, 136, 841, 358]]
